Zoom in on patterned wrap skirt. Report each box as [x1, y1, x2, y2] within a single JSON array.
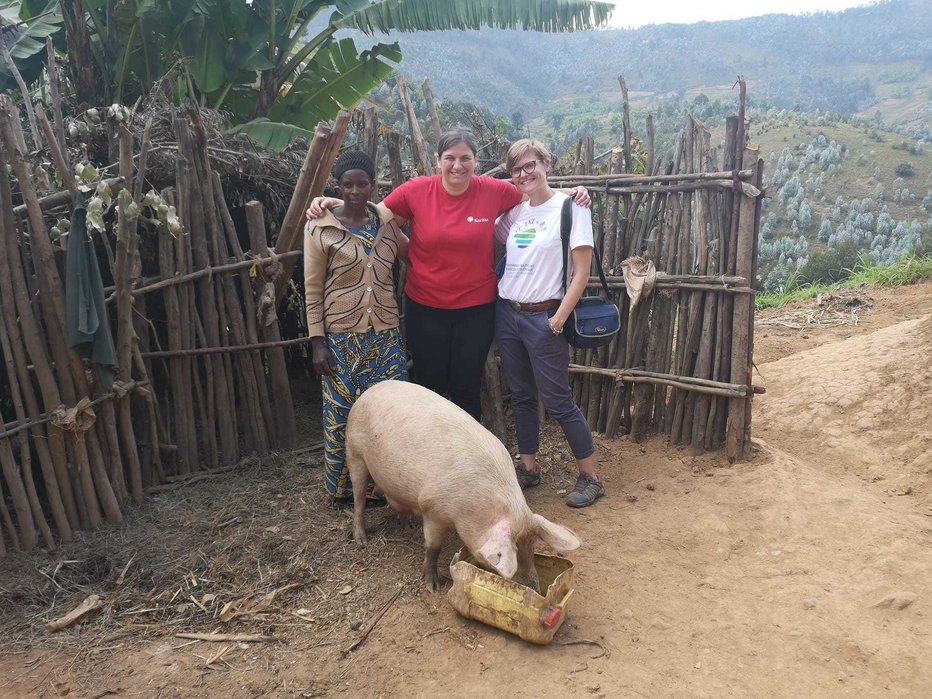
[[321, 325, 408, 500]]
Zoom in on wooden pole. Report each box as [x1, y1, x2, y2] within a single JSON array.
[[396, 73, 432, 175], [12, 177, 125, 219], [363, 106, 380, 165], [273, 114, 351, 301], [35, 105, 76, 200], [422, 77, 442, 144], [0, 434, 38, 552], [547, 169, 756, 185], [386, 132, 405, 188], [0, 42, 41, 150], [568, 365, 753, 398], [112, 124, 144, 504], [212, 173, 272, 454], [618, 75, 631, 173], [725, 174, 757, 460], [0, 310, 55, 548], [45, 37, 69, 157], [246, 201, 297, 449]]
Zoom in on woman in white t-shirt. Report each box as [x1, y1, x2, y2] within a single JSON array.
[[494, 139, 605, 508]]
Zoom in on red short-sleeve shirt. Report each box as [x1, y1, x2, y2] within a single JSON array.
[[384, 175, 522, 309]]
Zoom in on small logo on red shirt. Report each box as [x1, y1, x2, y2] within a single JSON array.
[[466, 216, 489, 223]]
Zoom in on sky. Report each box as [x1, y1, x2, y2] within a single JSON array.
[[605, 0, 874, 28]]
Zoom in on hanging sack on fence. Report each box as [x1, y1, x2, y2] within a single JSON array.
[[560, 197, 620, 349]]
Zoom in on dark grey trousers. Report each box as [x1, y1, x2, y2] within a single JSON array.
[[495, 299, 595, 459]]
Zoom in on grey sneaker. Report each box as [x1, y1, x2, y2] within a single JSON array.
[[566, 474, 604, 508]]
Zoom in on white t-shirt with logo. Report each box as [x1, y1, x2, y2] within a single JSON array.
[[495, 192, 594, 303]]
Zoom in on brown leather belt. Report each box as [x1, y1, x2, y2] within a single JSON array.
[[503, 298, 560, 313]]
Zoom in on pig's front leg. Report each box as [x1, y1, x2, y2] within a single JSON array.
[[422, 517, 449, 592]]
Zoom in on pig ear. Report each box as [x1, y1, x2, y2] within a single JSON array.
[[533, 513, 581, 554], [477, 520, 518, 579]]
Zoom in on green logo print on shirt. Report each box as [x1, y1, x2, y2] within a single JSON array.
[[514, 227, 537, 249]]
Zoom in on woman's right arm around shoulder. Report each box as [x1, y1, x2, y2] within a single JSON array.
[[306, 197, 408, 227], [306, 197, 341, 220]]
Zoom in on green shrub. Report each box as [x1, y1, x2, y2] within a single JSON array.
[[895, 162, 915, 177], [797, 242, 863, 286]]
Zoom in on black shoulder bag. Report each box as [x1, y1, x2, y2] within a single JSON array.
[[560, 198, 621, 349]]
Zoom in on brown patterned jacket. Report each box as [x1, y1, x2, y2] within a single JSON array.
[[303, 204, 405, 337]]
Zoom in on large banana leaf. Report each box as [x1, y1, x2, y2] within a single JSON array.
[[226, 117, 317, 152], [332, 0, 614, 33], [0, 0, 63, 91], [269, 37, 400, 130]]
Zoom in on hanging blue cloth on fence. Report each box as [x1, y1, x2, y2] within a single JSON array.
[[65, 190, 117, 390]]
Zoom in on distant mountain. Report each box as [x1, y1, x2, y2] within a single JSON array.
[[354, 0, 930, 127]]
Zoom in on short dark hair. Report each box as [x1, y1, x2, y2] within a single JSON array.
[[333, 150, 376, 181], [436, 128, 478, 158]]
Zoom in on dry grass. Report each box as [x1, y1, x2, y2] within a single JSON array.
[[0, 415, 585, 670], [756, 286, 875, 328], [0, 447, 424, 656]]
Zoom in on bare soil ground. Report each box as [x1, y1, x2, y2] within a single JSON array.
[[1, 281, 931, 698]]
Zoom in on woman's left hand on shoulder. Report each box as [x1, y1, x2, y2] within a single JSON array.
[[572, 186, 591, 208]]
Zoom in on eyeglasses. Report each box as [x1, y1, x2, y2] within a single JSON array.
[[509, 160, 538, 178]]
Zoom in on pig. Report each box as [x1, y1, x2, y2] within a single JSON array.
[[345, 380, 581, 592]]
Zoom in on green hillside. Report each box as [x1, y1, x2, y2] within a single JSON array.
[[746, 113, 931, 291], [376, 0, 932, 130]]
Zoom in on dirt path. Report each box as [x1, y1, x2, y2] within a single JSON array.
[[1, 282, 930, 697]]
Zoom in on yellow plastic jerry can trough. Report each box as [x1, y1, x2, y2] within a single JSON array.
[[447, 548, 576, 645]]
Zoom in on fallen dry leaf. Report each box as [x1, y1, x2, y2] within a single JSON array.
[[46, 595, 103, 633], [219, 583, 301, 622]]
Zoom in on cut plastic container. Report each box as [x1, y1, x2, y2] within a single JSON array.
[[447, 548, 576, 645]]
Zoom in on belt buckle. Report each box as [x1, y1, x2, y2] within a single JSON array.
[[508, 299, 522, 312]]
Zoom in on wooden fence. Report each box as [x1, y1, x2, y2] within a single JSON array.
[[0, 77, 761, 558]]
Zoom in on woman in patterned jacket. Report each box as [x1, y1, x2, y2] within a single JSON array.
[[303, 150, 409, 503]]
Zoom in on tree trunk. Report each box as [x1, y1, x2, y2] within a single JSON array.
[[252, 71, 279, 119], [59, 0, 101, 107]]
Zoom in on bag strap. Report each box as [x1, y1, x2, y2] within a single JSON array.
[[561, 196, 612, 296]]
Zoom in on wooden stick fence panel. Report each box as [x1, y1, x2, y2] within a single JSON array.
[[1, 99, 98, 530], [191, 121, 265, 457], [0, 314, 54, 549], [214, 175, 273, 454], [0, 172, 76, 540], [0, 81, 762, 557], [176, 117, 238, 466]]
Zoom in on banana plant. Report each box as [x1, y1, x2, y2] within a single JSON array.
[[10, 1, 613, 150], [230, 0, 613, 149], [0, 0, 63, 93]]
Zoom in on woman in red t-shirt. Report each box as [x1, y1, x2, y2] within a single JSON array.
[[308, 128, 586, 421]]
